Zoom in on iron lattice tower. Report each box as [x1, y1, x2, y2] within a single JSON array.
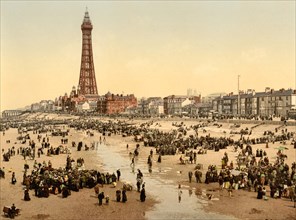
[[78, 10, 98, 96]]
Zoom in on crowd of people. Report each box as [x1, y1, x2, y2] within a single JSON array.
[[1, 119, 152, 219], [190, 143, 296, 203], [1, 115, 295, 219]]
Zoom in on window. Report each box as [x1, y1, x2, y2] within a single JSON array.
[[262, 97, 264, 101]]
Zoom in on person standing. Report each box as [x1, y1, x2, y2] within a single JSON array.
[[122, 189, 127, 202], [157, 154, 162, 163], [257, 185, 263, 199], [116, 169, 121, 181], [228, 184, 233, 197], [140, 188, 146, 202], [193, 152, 197, 164], [24, 188, 31, 201], [150, 149, 153, 158], [116, 190, 121, 202], [188, 171, 193, 183], [136, 179, 141, 192], [218, 176, 224, 190], [98, 192, 105, 205], [11, 172, 16, 184], [105, 195, 109, 204], [195, 170, 202, 183], [131, 157, 135, 166], [178, 184, 182, 203]]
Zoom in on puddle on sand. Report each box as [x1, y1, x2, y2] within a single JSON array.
[[95, 144, 235, 220]]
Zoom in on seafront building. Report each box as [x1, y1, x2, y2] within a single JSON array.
[[163, 95, 201, 115], [97, 92, 137, 114], [1, 110, 24, 118], [31, 100, 54, 112], [212, 88, 296, 117], [138, 97, 164, 115]]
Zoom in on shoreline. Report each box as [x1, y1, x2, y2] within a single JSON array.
[[1, 113, 296, 219]]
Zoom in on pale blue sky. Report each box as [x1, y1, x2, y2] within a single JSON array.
[[1, 1, 295, 110]]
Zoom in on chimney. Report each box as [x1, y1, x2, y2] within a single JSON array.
[[247, 89, 253, 94], [265, 87, 271, 93]]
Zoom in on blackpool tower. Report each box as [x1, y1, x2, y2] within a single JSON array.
[[78, 9, 98, 96]]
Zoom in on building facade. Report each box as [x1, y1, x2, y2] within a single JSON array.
[[163, 95, 201, 115], [31, 100, 54, 112], [212, 88, 296, 117], [97, 92, 137, 114], [138, 97, 164, 115], [2, 110, 23, 118]]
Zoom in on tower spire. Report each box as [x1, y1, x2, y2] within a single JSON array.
[[83, 7, 91, 23], [78, 10, 98, 96]]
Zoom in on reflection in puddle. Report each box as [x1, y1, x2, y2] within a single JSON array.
[[96, 144, 235, 220]]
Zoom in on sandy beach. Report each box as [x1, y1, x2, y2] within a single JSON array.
[[1, 113, 296, 220]]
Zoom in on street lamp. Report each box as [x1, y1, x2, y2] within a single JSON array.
[[237, 75, 240, 116]]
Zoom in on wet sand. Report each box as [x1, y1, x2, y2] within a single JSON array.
[[1, 113, 296, 220], [0, 126, 155, 220]]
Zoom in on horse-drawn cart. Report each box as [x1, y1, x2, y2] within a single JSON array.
[[3, 206, 20, 218]]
